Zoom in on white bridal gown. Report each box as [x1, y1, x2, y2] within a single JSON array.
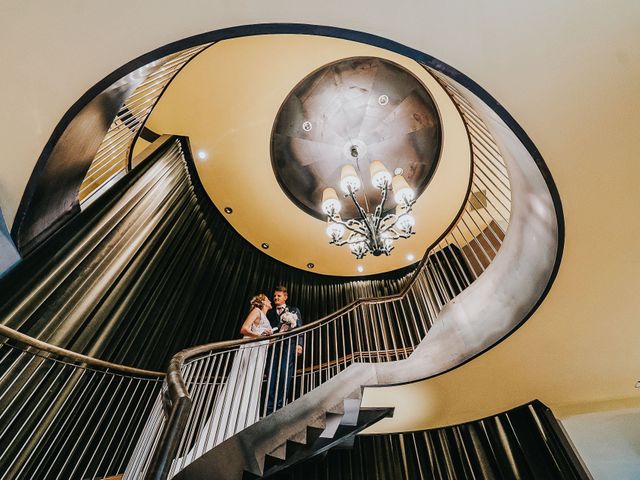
[[172, 310, 271, 472]]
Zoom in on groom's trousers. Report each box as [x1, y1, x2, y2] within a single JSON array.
[[265, 338, 297, 415]]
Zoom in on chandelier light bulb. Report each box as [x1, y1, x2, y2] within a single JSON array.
[[392, 174, 415, 204], [369, 160, 392, 189], [321, 187, 341, 214], [396, 212, 416, 232], [326, 219, 345, 240], [340, 164, 361, 193]]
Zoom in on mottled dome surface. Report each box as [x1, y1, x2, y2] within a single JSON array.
[[271, 57, 442, 220]]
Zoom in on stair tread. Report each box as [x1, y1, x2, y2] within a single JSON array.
[[261, 407, 394, 478]]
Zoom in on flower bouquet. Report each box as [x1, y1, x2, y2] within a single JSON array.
[[279, 309, 298, 332]]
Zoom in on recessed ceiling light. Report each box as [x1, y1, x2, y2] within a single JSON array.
[[224, 207, 233, 214], [197, 150, 208, 160], [261, 243, 269, 249], [307, 263, 315, 269], [356, 265, 364, 273], [378, 94, 389, 106], [406, 253, 415, 261], [302, 121, 312, 132], [394, 167, 404, 176]]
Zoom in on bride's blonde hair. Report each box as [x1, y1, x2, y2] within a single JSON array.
[[250, 293, 269, 310]]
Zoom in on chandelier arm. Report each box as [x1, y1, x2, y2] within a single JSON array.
[[373, 183, 389, 230], [348, 189, 378, 243], [328, 212, 368, 236]]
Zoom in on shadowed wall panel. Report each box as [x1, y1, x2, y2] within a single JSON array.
[[0, 137, 414, 371]]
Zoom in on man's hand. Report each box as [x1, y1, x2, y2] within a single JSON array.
[[296, 345, 303, 356]]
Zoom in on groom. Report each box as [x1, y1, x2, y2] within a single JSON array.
[[265, 285, 303, 415]]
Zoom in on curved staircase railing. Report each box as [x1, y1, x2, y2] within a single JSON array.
[[126, 74, 514, 479], [0, 325, 163, 479]]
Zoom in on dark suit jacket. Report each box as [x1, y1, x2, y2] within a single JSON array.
[[267, 305, 304, 347]]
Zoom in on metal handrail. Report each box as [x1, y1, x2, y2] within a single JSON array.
[[0, 324, 163, 378]]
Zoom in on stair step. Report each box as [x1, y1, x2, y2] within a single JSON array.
[[264, 453, 286, 471], [262, 407, 394, 478], [326, 400, 345, 415], [319, 412, 343, 438], [285, 438, 306, 457], [307, 413, 326, 430], [268, 443, 287, 460]]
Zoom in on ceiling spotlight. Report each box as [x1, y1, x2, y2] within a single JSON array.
[[356, 265, 364, 273], [394, 167, 404, 176], [224, 207, 233, 214], [302, 121, 312, 132], [307, 263, 315, 269], [378, 94, 389, 106], [197, 150, 208, 160], [406, 253, 415, 261], [261, 243, 269, 249]]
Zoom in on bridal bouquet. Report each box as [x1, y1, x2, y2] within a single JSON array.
[[280, 310, 298, 329]]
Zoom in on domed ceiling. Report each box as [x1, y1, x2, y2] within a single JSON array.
[[272, 57, 441, 220], [138, 35, 471, 276]]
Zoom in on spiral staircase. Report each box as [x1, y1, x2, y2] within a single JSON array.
[[0, 26, 584, 480]]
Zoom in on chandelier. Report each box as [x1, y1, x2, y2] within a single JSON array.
[[321, 145, 416, 259]]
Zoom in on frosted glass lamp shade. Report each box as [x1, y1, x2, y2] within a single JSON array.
[[340, 164, 361, 193], [392, 175, 415, 204], [321, 188, 341, 214], [396, 212, 416, 232], [369, 160, 392, 188], [326, 219, 345, 239]]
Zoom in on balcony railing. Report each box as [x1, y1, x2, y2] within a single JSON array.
[[0, 326, 163, 480]]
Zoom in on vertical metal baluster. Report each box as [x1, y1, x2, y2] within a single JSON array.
[[324, 323, 330, 381], [66, 373, 127, 479], [173, 360, 203, 470], [449, 226, 483, 278], [272, 338, 285, 413], [198, 353, 224, 456], [32, 368, 98, 477], [291, 333, 300, 402], [49, 372, 117, 480], [221, 348, 247, 444], [263, 340, 277, 418], [360, 306, 373, 361], [309, 329, 315, 390], [111, 379, 160, 477], [11, 365, 89, 479], [298, 332, 307, 400], [80, 376, 136, 479], [177, 353, 213, 469], [346, 314, 354, 367], [353, 310, 364, 362], [233, 345, 257, 431], [390, 301, 407, 359], [135, 393, 166, 478], [207, 351, 232, 455]]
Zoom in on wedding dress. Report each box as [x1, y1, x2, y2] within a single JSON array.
[[171, 310, 271, 472]]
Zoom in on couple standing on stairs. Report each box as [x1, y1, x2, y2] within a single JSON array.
[[239, 285, 304, 416], [175, 286, 304, 468]]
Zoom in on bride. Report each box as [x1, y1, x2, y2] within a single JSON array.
[[173, 294, 273, 470]]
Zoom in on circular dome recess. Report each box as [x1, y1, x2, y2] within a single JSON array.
[[271, 56, 442, 221]]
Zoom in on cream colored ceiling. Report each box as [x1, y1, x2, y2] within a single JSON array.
[[142, 35, 470, 276], [2, 0, 639, 434]]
